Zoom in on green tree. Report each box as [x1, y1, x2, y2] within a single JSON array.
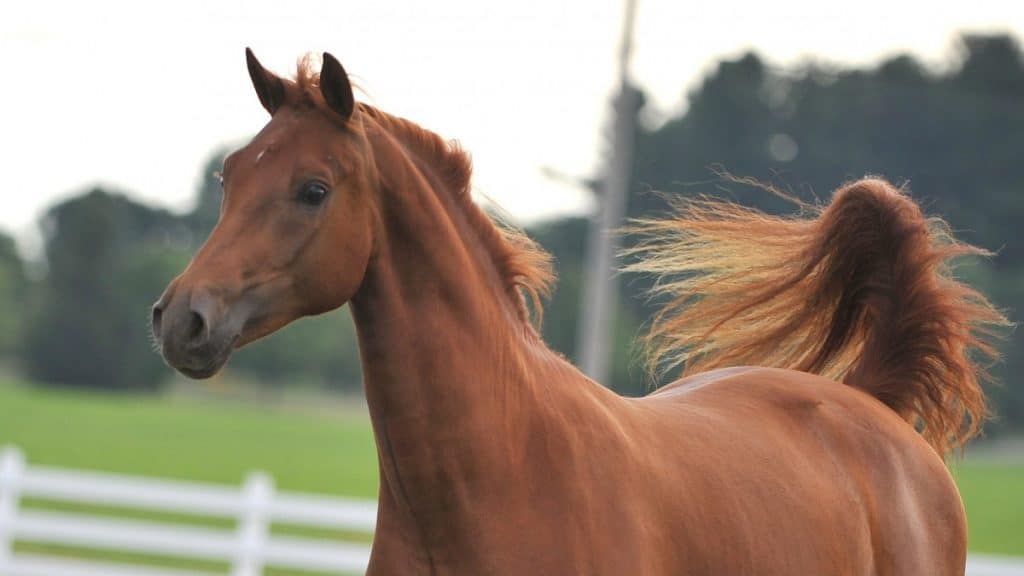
[[187, 146, 230, 238], [620, 33, 1024, 425], [534, 34, 1024, 425], [0, 232, 28, 357], [24, 189, 190, 390]]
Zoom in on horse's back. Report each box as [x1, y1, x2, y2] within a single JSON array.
[[624, 366, 966, 575]]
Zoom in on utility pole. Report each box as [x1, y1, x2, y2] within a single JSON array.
[[577, 0, 638, 385]]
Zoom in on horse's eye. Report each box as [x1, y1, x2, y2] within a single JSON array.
[[298, 182, 329, 206]]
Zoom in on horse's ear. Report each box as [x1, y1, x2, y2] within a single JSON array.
[[320, 52, 355, 121], [246, 47, 285, 115]]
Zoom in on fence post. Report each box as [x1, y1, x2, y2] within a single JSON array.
[[233, 470, 273, 576], [0, 446, 25, 569]]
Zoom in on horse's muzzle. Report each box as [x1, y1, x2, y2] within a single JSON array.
[[152, 285, 243, 379]]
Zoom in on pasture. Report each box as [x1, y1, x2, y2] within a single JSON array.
[[0, 377, 378, 498], [0, 375, 1021, 559]]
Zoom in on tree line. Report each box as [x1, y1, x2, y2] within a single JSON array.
[[0, 33, 1020, 431]]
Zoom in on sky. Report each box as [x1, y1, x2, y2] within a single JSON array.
[[2, 0, 1022, 256]]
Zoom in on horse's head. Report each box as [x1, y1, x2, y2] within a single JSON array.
[[153, 49, 376, 379]]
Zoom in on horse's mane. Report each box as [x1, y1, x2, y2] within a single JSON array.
[[290, 56, 554, 330]]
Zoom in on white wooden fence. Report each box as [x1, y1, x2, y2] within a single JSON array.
[[1, 445, 1022, 576], [0, 445, 375, 575]]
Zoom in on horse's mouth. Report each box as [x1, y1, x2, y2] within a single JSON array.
[[175, 359, 229, 380], [161, 334, 238, 380]]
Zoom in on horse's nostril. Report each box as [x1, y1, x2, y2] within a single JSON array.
[[187, 310, 207, 345], [151, 303, 164, 341]]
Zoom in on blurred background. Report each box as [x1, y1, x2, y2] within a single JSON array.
[[0, 0, 1021, 573]]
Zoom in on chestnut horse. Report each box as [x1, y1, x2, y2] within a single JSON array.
[[153, 50, 1007, 575]]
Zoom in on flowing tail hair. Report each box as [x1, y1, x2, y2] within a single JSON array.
[[625, 178, 1010, 454]]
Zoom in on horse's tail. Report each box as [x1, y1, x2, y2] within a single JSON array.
[[626, 178, 1009, 454]]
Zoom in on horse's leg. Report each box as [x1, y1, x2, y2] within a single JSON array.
[[867, 449, 967, 576]]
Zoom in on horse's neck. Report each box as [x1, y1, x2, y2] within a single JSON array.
[[349, 126, 572, 545]]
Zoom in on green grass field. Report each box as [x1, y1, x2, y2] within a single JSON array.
[[950, 463, 1024, 556], [0, 378, 379, 498], [1, 376, 1022, 564]]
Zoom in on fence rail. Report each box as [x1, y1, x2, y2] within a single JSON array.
[[0, 446, 375, 575], [1, 445, 1022, 575]]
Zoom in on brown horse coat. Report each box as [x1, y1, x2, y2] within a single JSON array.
[[154, 51, 1006, 575]]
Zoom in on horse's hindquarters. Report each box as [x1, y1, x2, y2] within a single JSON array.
[[631, 368, 967, 576]]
